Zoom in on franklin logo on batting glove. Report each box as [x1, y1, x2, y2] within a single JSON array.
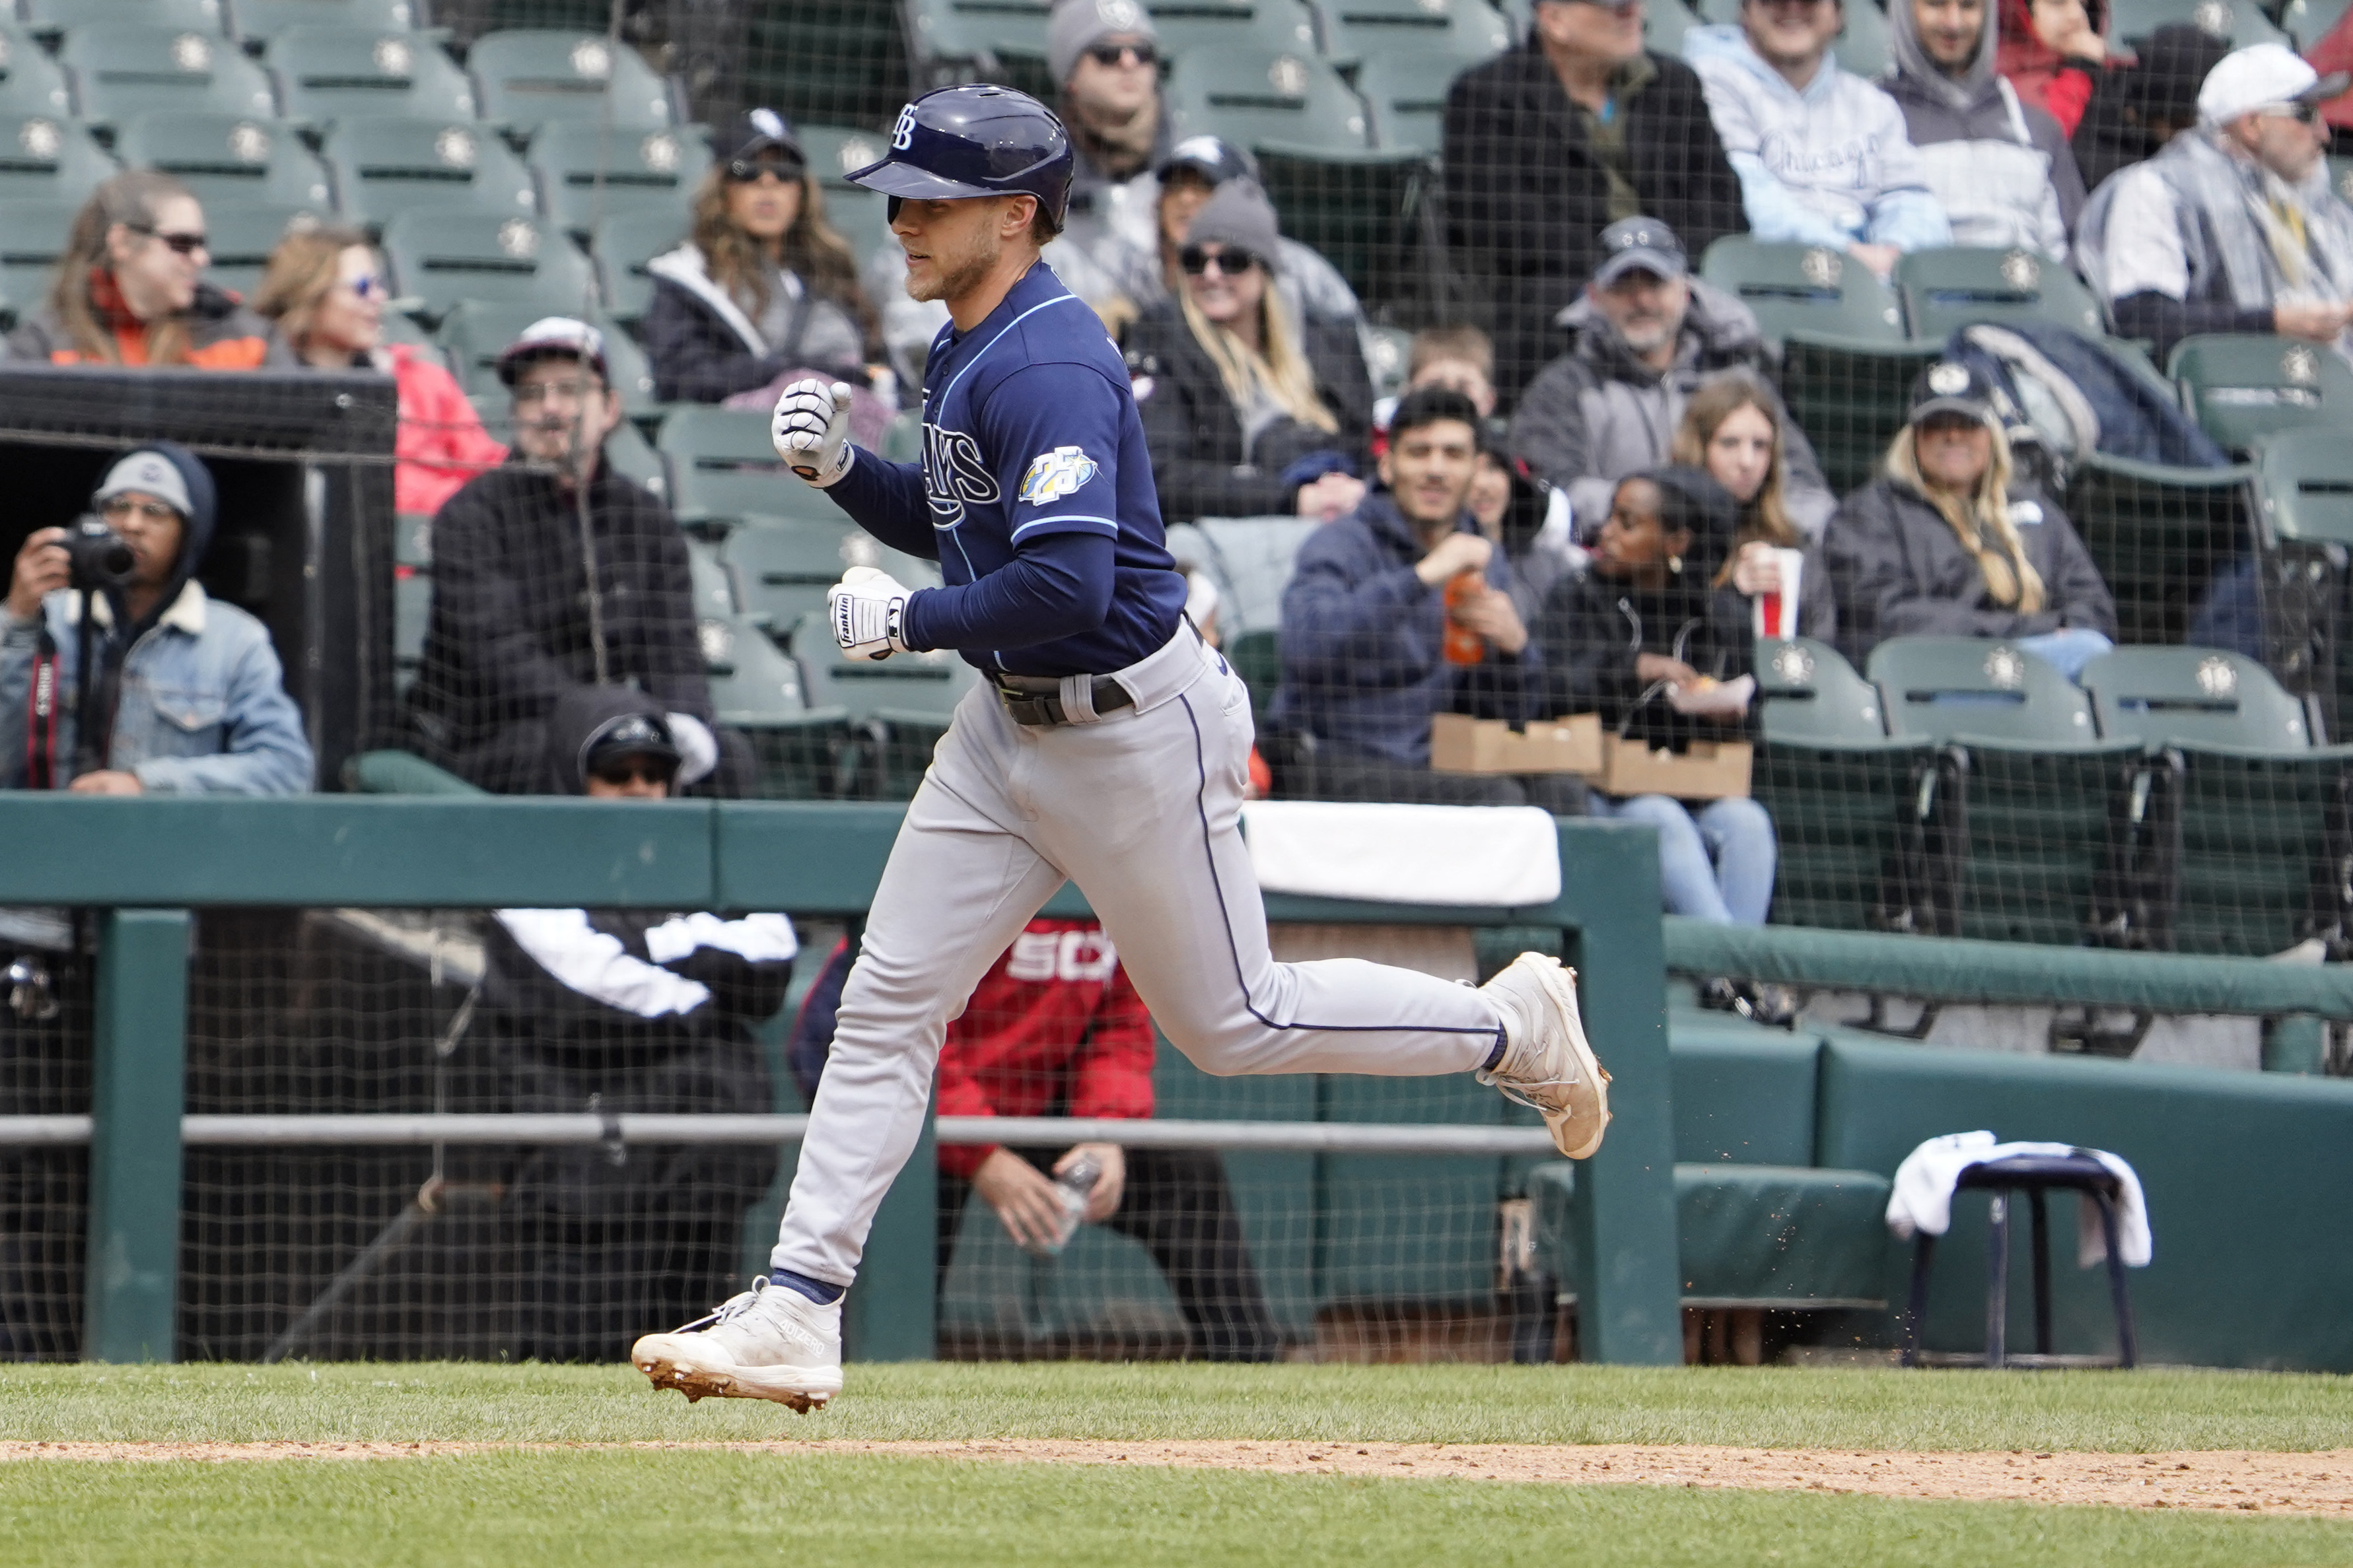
[[1017, 446, 1100, 506], [828, 565, 913, 661]]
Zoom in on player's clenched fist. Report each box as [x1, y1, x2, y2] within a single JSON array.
[[829, 565, 913, 661], [772, 378, 855, 487]]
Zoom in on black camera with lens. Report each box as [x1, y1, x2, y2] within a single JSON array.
[[63, 516, 135, 592]]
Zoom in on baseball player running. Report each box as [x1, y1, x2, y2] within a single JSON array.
[[631, 85, 1609, 1411]]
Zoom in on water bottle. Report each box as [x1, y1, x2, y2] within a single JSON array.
[[1022, 1152, 1100, 1259]]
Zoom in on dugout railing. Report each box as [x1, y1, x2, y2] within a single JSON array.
[[0, 795, 1681, 1367]]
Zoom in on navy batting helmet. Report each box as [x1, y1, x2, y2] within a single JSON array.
[[849, 84, 1074, 225]]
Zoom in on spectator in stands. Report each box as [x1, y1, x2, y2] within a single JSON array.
[[1686, 0, 1953, 278], [484, 686, 792, 1362], [0, 444, 312, 803], [1275, 386, 1584, 811], [1445, 0, 1746, 401], [404, 318, 724, 795], [1887, 0, 2086, 254], [787, 921, 1282, 1362], [2070, 23, 2229, 191], [254, 222, 507, 520], [1508, 218, 1835, 540], [1471, 426, 1576, 624], [1051, 0, 1173, 275], [1406, 326, 1500, 420], [1675, 368, 1837, 642], [2076, 45, 2353, 364], [643, 110, 881, 406], [1533, 467, 1780, 934], [6, 172, 281, 369], [1823, 358, 2115, 674], [1996, 0, 2107, 136], [1124, 180, 1373, 524], [1104, 135, 1366, 340]]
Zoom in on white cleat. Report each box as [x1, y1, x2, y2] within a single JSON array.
[[630, 1277, 845, 1412], [1477, 951, 1611, 1159]]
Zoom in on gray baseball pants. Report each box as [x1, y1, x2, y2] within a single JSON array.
[[769, 627, 1507, 1285]]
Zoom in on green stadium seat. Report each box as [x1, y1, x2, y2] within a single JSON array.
[[2063, 450, 2253, 648], [392, 564, 429, 694], [1351, 52, 1453, 156], [742, 0, 905, 131], [325, 114, 536, 228], [2081, 646, 2348, 956], [1894, 246, 2107, 342], [2169, 334, 2353, 456], [1778, 333, 1939, 496], [656, 405, 845, 529], [587, 205, 679, 325], [1699, 236, 1907, 347], [267, 26, 477, 126], [0, 24, 79, 118], [1167, 46, 1369, 153], [1149, 0, 1321, 57], [0, 115, 116, 204], [1753, 638, 1953, 933], [1640, 0, 1703, 54], [722, 520, 935, 635], [341, 746, 481, 793], [466, 30, 675, 135], [26, 0, 228, 41], [1258, 146, 1430, 311], [0, 196, 75, 323], [61, 25, 280, 124], [794, 623, 973, 799], [2284, 0, 2353, 46], [602, 415, 668, 499], [797, 121, 892, 266], [1870, 635, 2142, 946], [902, 0, 1054, 99], [1224, 627, 1282, 728], [2331, 154, 2353, 206], [2255, 424, 2353, 547], [202, 199, 329, 296], [1310, 0, 1510, 66], [394, 508, 433, 567], [228, 0, 421, 48], [378, 207, 596, 318], [2105, 0, 2287, 48], [112, 113, 333, 209], [527, 121, 706, 237]]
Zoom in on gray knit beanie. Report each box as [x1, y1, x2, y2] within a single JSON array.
[[1184, 178, 1282, 261], [1048, 0, 1158, 85]]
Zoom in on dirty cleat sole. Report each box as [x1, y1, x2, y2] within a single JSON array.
[[631, 1332, 842, 1412]]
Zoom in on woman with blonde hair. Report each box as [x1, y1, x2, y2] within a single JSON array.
[[642, 109, 881, 408], [1672, 368, 1836, 644], [254, 221, 505, 518], [1120, 179, 1372, 523], [1821, 358, 2114, 675], [8, 170, 278, 369]]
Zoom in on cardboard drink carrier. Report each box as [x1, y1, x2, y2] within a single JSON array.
[[1430, 712, 1602, 775]]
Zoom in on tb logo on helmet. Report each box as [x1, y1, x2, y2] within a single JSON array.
[[890, 104, 917, 151]]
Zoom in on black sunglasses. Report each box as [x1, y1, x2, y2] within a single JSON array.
[[1085, 41, 1158, 67], [1179, 244, 1259, 277], [130, 224, 207, 256], [725, 154, 806, 184], [589, 756, 677, 787]]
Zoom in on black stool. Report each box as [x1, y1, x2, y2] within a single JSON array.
[[1902, 1152, 2138, 1369]]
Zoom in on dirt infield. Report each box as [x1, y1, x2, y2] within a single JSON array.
[[5, 1439, 2349, 1515]]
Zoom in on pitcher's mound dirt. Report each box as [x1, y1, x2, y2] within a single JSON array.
[[4, 1439, 2348, 1516]]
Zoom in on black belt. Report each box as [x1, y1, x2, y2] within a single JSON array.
[[994, 675, 1135, 727]]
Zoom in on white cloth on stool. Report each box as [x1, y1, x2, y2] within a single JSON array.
[[1886, 1130, 2153, 1268], [1239, 801, 1562, 906]]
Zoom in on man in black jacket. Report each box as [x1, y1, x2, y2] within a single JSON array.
[[404, 318, 724, 794], [1443, 0, 1747, 405], [483, 685, 796, 1361]]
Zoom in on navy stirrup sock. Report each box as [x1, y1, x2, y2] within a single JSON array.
[[769, 1269, 845, 1305], [1481, 1029, 1508, 1074]]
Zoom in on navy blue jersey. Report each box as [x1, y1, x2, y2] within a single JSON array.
[[825, 261, 1185, 678]]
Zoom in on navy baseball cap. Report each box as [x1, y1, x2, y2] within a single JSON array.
[[580, 711, 680, 776], [714, 106, 806, 172], [1908, 359, 2000, 426], [850, 85, 1074, 224], [1592, 217, 1688, 286]]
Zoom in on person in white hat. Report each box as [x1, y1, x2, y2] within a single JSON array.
[[2076, 42, 2353, 364]]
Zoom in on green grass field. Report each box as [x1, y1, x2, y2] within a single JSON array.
[[4, 1363, 2351, 1567]]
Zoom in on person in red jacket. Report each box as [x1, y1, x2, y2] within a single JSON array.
[[790, 918, 1281, 1361], [254, 222, 509, 518]]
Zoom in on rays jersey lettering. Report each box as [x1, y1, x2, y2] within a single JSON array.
[[921, 421, 998, 526]]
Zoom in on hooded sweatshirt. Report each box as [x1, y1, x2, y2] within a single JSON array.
[[1684, 22, 1952, 253], [1883, 0, 2084, 256], [1507, 279, 1837, 541]]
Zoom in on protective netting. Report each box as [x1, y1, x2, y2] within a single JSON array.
[[3, 0, 2353, 1364]]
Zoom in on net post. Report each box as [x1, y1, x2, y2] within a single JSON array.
[[82, 908, 192, 1363], [1551, 821, 1682, 1365]]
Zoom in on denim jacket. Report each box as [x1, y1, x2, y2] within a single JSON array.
[[0, 581, 314, 794]]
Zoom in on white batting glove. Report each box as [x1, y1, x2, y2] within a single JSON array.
[[829, 565, 913, 661], [773, 378, 856, 487]]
